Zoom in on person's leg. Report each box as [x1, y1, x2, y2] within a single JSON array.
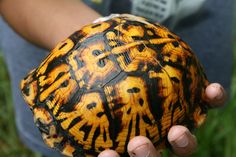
[[109, 0, 234, 92], [174, 0, 234, 93], [0, 17, 63, 157]]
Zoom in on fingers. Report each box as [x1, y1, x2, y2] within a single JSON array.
[[98, 136, 162, 157], [168, 125, 197, 157], [99, 83, 226, 157], [98, 149, 120, 157], [205, 83, 227, 108], [127, 136, 161, 157]]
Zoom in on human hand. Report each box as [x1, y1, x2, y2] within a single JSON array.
[[98, 83, 227, 157]]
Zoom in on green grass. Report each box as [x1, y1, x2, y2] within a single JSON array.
[[0, 53, 41, 157], [191, 10, 236, 157]]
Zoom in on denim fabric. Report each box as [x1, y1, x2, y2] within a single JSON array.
[[82, 0, 111, 16], [0, 0, 234, 156], [174, 0, 234, 93], [0, 18, 63, 157]]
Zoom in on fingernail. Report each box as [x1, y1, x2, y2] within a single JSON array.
[[216, 87, 224, 100], [212, 84, 224, 100], [130, 143, 150, 157], [172, 132, 189, 148]]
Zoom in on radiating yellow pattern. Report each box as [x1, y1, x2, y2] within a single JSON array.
[[20, 14, 209, 157]]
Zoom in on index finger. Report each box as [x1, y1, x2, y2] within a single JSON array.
[[128, 136, 161, 157], [205, 83, 227, 108]]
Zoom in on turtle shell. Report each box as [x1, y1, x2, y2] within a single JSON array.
[[20, 14, 209, 157]]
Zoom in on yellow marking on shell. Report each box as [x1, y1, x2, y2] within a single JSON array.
[[187, 63, 208, 128], [112, 41, 146, 54], [62, 143, 75, 157], [103, 86, 116, 119], [112, 38, 174, 58], [67, 50, 83, 72], [52, 96, 63, 116], [72, 41, 120, 88], [193, 106, 207, 128], [106, 31, 117, 40], [149, 71, 159, 78], [46, 94, 58, 110], [79, 80, 85, 88], [117, 14, 151, 25], [52, 79, 77, 115], [45, 79, 76, 111], [161, 107, 185, 131], [58, 92, 113, 152], [155, 26, 172, 38], [111, 41, 146, 69], [121, 35, 135, 43], [21, 80, 38, 107], [112, 17, 125, 25], [113, 24, 145, 44], [164, 49, 184, 64], [162, 42, 178, 53], [42, 125, 64, 148], [82, 22, 111, 37], [20, 14, 210, 156], [149, 38, 175, 45], [109, 76, 160, 153], [116, 44, 157, 72], [162, 65, 181, 82], [95, 51, 110, 61], [117, 25, 144, 38], [109, 41, 118, 47], [76, 93, 112, 151], [20, 69, 37, 107], [74, 70, 86, 84], [33, 108, 53, 124], [129, 44, 156, 60], [39, 76, 46, 92], [39, 73, 70, 102], [148, 67, 187, 137], [69, 120, 88, 143], [189, 65, 199, 98], [39, 64, 70, 87], [147, 30, 154, 36], [76, 41, 107, 76], [141, 64, 148, 71], [179, 40, 191, 50], [37, 39, 74, 76], [33, 108, 64, 148], [150, 66, 181, 99], [59, 111, 79, 130], [116, 55, 128, 70]]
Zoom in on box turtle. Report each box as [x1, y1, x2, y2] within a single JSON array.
[[20, 14, 209, 157]]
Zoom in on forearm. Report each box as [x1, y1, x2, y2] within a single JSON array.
[[0, 0, 101, 50]]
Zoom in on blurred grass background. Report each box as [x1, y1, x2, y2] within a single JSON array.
[[0, 53, 41, 157], [0, 14, 236, 157]]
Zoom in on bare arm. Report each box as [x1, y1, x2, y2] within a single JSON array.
[[0, 0, 101, 49]]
